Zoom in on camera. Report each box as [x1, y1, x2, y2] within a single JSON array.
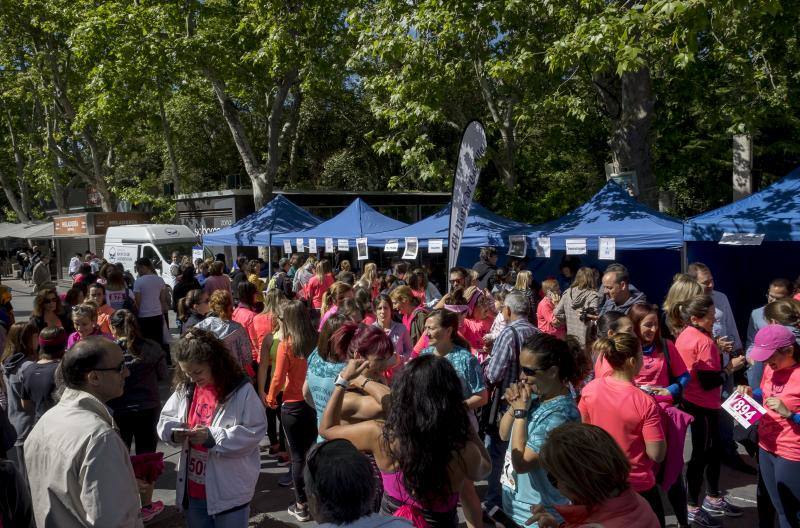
[[579, 306, 598, 322]]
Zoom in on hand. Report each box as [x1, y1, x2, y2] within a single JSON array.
[[341, 358, 369, 381], [716, 337, 734, 353], [172, 425, 190, 443], [352, 374, 369, 389], [504, 383, 521, 406], [765, 397, 792, 418], [736, 385, 753, 397], [482, 334, 494, 344], [526, 505, 559, 528], [729, 356, 746, 372], [188, 426, 209, 445], [510, 382, 532, 412], [650, 387, 671, 397]]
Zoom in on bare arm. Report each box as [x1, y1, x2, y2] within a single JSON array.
[[302, 380, 315, 409], [646, 440, 666, 464], [256, 334, 273, 403], [465, 389, 488, 410]]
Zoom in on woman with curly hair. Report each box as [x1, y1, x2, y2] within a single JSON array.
[[30, 287, 73, 334], [320, 354, 491, 528], [158, 328, 266, 527]]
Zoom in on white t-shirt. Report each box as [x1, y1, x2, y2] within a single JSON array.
[[133, 274, 165, 317]]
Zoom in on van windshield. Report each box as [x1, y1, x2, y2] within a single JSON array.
[[153, 242, 196, 263]]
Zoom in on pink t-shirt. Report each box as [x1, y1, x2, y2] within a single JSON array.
[[594, 341, 686, 389], [555, 487, 659, 528], [187, 385, 219, 499], [203, 274, 231, 296], [759, 363, 800, 461], [232, 306, 259, 362], [675, 325, 721, 409], [305, 274, 335, 309], [537, 297, 565, 338], [579, 376, 664, 492], [461, 317, 494, 357]]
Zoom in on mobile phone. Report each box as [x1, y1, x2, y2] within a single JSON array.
[[173, 427, 191, 433]]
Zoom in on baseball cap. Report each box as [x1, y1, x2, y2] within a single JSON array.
[[750, 324, 796, 362]]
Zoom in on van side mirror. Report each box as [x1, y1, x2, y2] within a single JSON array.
[[151, 258, 162, 272]]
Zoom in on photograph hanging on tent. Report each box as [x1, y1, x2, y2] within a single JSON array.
[[325, 238, 334, 253], [308, 238, 317, 253], [337, 238, 349, 251], [402, 237, 418, 259], [356, 237, 368, 260], [535, 237, 551, 258], [508, 235, 527, 258]]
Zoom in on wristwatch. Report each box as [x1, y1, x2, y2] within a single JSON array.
[[334, 375, 349, 390], [360, 378, 372, 389], [513, 409, 527, 420]]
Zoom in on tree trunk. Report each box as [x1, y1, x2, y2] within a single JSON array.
[[473, 58, 517, 191], [158, 97, 181, 195], [607, 68, 656, 207], [0, 169, 30, 222], [3, 111, 31, 221]]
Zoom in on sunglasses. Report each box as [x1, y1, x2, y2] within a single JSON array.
[[93, 359, 126, 374], [520, 366, 548, 377]]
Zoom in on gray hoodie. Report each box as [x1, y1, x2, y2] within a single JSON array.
[[599, 288, 647, 316], [2, 353, 35, 446]]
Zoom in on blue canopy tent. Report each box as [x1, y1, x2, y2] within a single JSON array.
[[202, 195, 322, 247], [525, 181, 684, 302], [684, 167, 800, 334], [272, 198, 408, 247]]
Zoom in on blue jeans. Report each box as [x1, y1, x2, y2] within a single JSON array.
[[186, 498, 249, 528], [484, 430, 508, 510], [759, 448, 800, 528]]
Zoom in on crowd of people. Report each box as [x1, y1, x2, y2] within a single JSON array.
[[0, 247, 798, 528]]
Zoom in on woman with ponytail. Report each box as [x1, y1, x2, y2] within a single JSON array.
[[178, 289, 209, 336], [319, 354, 491, 528], [319, 282, 354, 330], [305, 259, 335, 311], [497, 333, 587, 526], [674, 294, 746, 523], [579, 333, 667, 527]]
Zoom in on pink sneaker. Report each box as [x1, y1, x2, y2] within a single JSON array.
[[141, 501, 165, 523]]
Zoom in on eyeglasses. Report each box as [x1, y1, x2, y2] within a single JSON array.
[[93, 359, 126, 374], [521, 366, 548, 377], [449, 278, 464, 284]]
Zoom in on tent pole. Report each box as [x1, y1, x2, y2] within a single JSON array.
[[680, 242, 688, 273], [268, 246, 272, 277]]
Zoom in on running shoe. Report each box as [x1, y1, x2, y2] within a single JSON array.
[[687, 506, 722, 528], [141, 501, 165, 523], [277, 452, 291, 466], [278, 470, 294, 487], [702, 495, 744, 517], [288, 503, 311, 522]]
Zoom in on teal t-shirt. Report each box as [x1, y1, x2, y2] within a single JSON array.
[[501, 394, 580, 526], [420, 346, 485, 400], [306, 348, 345, 441]]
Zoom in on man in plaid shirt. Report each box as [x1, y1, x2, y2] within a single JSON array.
[[484, 292, 538, 512]]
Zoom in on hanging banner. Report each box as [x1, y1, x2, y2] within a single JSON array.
[[283, 239, 292, 254], [598, 237, 616, 260], [534, 237, 551, 258], [384, 239, 399, 252], [308, 239, 317, 253], [428, 239, 443, 254], [565, 238, 587, 255], [337, 239, 350, 251], [295, 238, 304, 252], [508, 235, 527, 258], [447, 121, 487, 275], [356, 238, 369, 260], [719, 232, 765, 246], [402, 237, 419, 260], [324, 238, 334, 253]]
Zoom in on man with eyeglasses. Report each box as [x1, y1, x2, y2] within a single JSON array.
[[448, 266, 469, 291], [746, 278, 792, 357], [24, 337, 143, 527]]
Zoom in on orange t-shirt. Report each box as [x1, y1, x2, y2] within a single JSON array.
[[267, 340, 307, 406], [97, 304, 114, 335], [675, 325, 721, 409], [251, 313, 274, 364], [579, 376, 664, 492]]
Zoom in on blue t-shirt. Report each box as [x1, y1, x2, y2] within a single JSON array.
[[501, 395, 580, 526], [306, 349, 345, 441], [420, 346, 485, 400]]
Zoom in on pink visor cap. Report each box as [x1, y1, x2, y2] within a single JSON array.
[[751, 324, 796, 362]]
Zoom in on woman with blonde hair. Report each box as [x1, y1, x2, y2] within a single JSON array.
[[527, 423, 660, 528], [513, 270, 537, 323], [663, 273, 704, 339], [194, 290, 253, 376], [319, 282, 355, 330], [357, 262, 380, 299], [554, 267, 600, 348]]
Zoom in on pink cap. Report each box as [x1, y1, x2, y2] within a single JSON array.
[[750, 324, 796, 362]]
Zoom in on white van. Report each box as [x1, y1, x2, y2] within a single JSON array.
[[103, 224, 208, 288]]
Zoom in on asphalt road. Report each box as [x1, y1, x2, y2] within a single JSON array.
[[3, 277, 761, 527]]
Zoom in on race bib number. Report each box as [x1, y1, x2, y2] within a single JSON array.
[[188, 449, 209, 485], [500, 450, 516, 490], [722, 392, 767, 429]]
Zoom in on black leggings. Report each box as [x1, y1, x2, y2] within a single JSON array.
[[281, 400, 317, 505], [116, 407, 160, 454], [681, 400, 721, 506], [639, 486, 666, 528]]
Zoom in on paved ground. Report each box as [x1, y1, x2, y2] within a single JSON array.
[[3, 277, 761, 527]]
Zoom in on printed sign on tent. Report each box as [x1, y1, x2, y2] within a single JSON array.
[[356, 238, 369, 261], [283, 240, 292, 254], [534, 237, 551, 258], [192, 246, 204, 263], [324, 238, 334, 253], [384, 239, 399, 252], [508, 235, 527, 258], [402, 237, 418, 260], [565, 238, 587, 255], [719, 233, 765, 246], [428, 239, 443, 253], [337, 239, 350, 251], [308, 239, 317, 253], [722, 392, 767, 429], [296, 238, 304, 252], [598, 237, 616, 260]]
